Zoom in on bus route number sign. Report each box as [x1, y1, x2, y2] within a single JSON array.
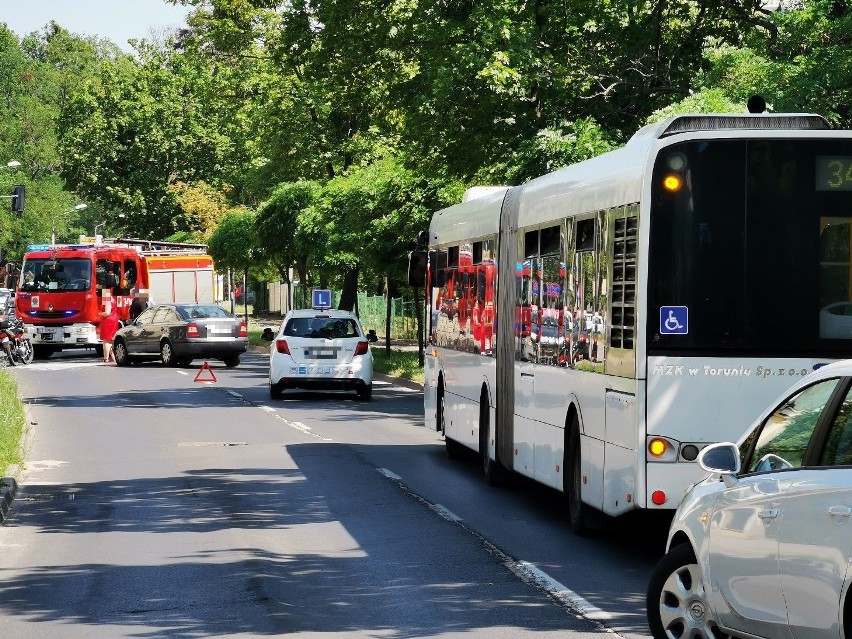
[[660, 306, 688, 335], [816, 156, 852, 191]]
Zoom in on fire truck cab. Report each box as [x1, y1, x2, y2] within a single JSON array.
[[17, 239, 215, 359]]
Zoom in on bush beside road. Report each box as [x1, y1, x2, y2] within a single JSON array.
[[0, 370, 25, 476]]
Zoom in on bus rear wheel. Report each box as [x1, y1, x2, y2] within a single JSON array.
[[480, 391, 505, 485], [565, 415, 590, 535]]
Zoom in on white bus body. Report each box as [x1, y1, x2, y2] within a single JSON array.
[[418, 113, 852, 532]]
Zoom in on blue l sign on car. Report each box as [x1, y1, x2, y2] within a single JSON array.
[[312, 289, 332, 309], [660, 306, 688, 335]]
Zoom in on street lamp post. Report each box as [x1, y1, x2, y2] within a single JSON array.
[[53, 203, 88, 246]]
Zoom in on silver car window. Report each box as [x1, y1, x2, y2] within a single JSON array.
[[819, 386, 852, 466], [746, 378, 841, 473]]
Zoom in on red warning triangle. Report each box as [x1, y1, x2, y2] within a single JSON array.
[[194, 361, 218, 383]]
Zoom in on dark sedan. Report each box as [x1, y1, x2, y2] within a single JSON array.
[[113, 304, 248, 367]]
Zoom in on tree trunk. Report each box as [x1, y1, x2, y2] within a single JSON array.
[[338, 266, 359, 312]]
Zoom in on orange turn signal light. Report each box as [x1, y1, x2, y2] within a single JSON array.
[[648, 438, 668, 457], [662, 173, 683, 192]]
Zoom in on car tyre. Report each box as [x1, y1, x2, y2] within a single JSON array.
[[647, 543, 731, 639], [222, 355, 240, 368], [176, 357, 193, 367], [160, 340, 177, 366], [114, 339, 132, 366], [270, 382, 283, 400], [357, 383, 372, 401]]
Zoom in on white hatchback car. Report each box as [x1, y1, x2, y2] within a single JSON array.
[[647, 359, 852, 639], [263, 308, 377, 401]]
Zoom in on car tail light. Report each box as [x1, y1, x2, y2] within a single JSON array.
[[238, 321, 247, 337], [276, 339, 290, 354], [187, 322, 200, 338], [354, 340, 369, 356]]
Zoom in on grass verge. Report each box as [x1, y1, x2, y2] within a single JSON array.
[[371, 348, 424, 385], [0, 370, 24, 475]]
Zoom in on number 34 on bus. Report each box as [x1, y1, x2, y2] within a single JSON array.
[[409, 111, 852, 534]]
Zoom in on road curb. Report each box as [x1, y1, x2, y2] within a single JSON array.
[[374, 373, 423, 392], [0, 477, 17, 523]]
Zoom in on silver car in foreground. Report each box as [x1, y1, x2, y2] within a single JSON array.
[[647, 359, 852, 639]]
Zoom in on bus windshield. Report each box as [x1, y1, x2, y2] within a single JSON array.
[[20, 258, 93, 292], [648, 139, 852, 357]]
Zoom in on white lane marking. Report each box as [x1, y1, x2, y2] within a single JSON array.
[[176, 370, 189, 376], [433, 504, 462, 522], [516, 561, 612, 622], [226, 390, 242, 399], [377, 466, 619, 633]]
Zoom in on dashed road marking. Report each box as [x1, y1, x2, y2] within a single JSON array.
[[376, 466, 620, 634]]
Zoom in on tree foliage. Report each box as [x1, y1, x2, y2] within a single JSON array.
[[0, 1, 851, 295]]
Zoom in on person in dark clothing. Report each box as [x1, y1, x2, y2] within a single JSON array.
[[129, 288, 144, 321]]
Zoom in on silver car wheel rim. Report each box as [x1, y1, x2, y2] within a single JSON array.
[[659, 562, 726, 639]]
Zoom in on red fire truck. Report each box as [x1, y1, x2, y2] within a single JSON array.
[[16, 239, 216, 359]]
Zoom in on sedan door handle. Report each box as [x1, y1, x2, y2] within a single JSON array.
[[521, 372, 535, 380], [829, 505, 852, 517], [758, 508, 779, 520]]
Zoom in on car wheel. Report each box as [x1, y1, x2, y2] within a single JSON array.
[[647, 544, 731, 639], [114, 339, 131, 366], [176, 357, 193, 367], [222, 355, 240, 368], [357, 383, 372, 401], [565, 415, 590, 535], [270, 382, 283, 400], [160, 340, 177, 366]]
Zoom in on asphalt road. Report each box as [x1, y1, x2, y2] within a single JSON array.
[[0, 349, 666, 638]]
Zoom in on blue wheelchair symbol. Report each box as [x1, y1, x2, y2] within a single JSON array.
[[660, 306, 688, 335]]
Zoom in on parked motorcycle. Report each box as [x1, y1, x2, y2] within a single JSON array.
[[1, 317, 33, 366]]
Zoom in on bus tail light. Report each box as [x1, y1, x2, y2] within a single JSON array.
[[238, 321, 247, 337], [186, 322, 200, 338], [275, 339, 290, 354], [354, 340, 369, 356]]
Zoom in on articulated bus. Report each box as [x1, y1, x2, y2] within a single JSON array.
[[410, 113, 852, 534]]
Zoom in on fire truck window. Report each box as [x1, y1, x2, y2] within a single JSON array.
[[122, 260, 137, 293], [96, 260, 120, 294]]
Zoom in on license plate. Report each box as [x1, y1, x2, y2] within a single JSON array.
[[37, 326, 53, 334], [306, 348, 338, 359]]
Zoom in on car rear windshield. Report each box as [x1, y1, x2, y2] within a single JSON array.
[[178, 305, 232, 319], [284, 317, 360, 339]]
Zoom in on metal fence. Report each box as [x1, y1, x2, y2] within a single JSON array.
[[291, 286, 419, 340]]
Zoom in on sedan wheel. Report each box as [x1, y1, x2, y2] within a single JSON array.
[[114, 340, 131, 366], [646, 544, 731, 639], [160, 340, 177, 366]]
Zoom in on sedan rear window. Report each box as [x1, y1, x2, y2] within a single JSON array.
[[179, 305, 231, 319], [284, 317, 360, 339]]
